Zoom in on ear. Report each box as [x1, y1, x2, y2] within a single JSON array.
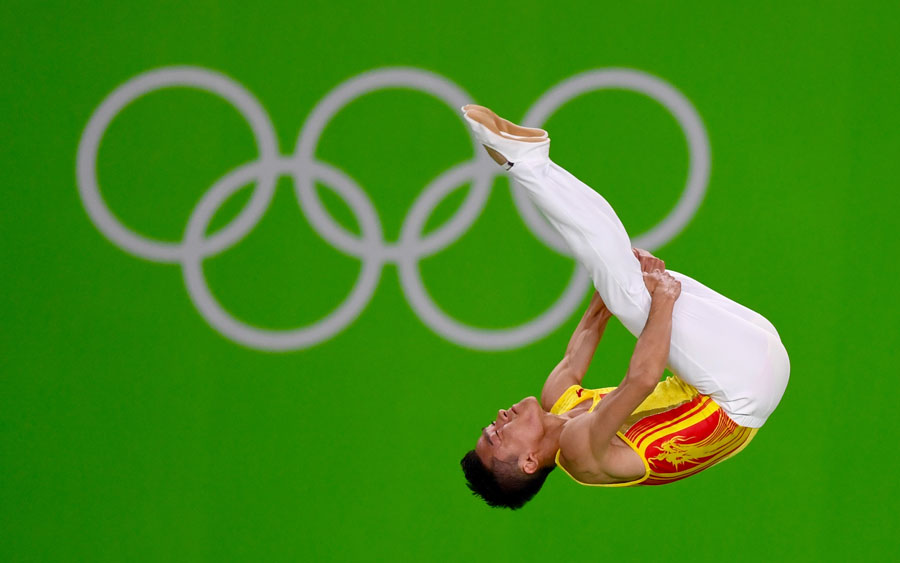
[[521, 452, 539, 475]]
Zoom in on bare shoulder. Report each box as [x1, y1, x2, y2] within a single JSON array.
[[557, 414, 608, 478], [558, 416, 646, 485], [539, 358, 579, 411]]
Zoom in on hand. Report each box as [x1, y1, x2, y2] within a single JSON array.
[[642, 270, 681, 301], [633, 248, 665, 273]]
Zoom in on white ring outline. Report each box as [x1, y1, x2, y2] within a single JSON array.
[[76, 66, 280, 262], [514, 68, 711, 252], [180, 159, 385, 349], [75, 65, 711, 351]]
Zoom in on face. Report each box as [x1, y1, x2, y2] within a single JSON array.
[[474, 396, 544, 472]]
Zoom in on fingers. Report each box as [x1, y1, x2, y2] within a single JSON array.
[[648, 257, 665, 272], [642, 270, 681, 299], [640, 256, 665, 273], [662, 274, 681, 299], [662, 272, 682, 299], [642, 270, 659, 293], [633, 248, 665, 273]]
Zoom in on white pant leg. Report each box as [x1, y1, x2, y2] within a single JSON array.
[[668, 270, 780, 338], [510, 159, 652, 335], [510, 158, 789, 427]]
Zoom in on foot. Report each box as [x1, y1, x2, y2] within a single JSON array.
[[461, 105, 550, 168], [461, 104, 547, 139]]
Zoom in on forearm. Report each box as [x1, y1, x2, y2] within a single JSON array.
[[624, 297, 675, 388], [580, 274, 680, 463], [580, 298, 673, 464], [565, 294, 612, 373], [540, 294, 612, 407]]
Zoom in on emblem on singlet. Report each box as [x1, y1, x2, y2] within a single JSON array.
[[649, 412, 738, 469]]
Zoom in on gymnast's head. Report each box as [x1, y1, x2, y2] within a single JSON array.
[[460, 395, 556, 509]]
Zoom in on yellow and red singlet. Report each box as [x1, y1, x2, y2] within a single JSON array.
[[550, 376, 758, 487]]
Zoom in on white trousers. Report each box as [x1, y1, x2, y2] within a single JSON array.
[[511, 158, 789, 428]]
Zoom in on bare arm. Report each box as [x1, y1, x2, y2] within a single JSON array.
[[539, 292, 613, 410], [558, 270, 681, 476]]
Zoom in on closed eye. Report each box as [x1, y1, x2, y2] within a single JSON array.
[[481, 426, 494, 446]]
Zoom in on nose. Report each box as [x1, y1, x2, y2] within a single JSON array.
[[497, 409, 510, 422]]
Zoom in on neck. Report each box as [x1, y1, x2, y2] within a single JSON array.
[[535, 412, 569, 467]]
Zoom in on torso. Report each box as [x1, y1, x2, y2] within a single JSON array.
[[555, 392, 658, 484], [551, 377, 756, 487]]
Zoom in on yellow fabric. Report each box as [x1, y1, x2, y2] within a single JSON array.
[[550, 376, 756, 487], [549, 375, 698, 419]]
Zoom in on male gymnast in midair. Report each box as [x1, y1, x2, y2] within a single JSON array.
[[459, 105, 790, 509]]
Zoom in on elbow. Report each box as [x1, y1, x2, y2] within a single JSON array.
[[626, 352, 667, 392], [625, 371, 658, 394]]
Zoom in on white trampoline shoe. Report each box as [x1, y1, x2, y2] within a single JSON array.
[[461, 105, 550, 169]]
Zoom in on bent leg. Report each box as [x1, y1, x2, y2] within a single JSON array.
[[510, 158, 651, 336], [668, 270, 780, 338], [668, 293, 788, 427], [509, 158, 788, 427]]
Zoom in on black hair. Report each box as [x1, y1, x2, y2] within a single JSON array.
[[460, 449, 554, 510]]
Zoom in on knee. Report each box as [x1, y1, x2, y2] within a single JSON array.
[[602, 284, 651, 332]]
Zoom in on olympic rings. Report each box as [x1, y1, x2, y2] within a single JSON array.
[[76, 65, 710, 351]]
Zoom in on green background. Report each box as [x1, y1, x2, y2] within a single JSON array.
[[3, 1, 899, 561]]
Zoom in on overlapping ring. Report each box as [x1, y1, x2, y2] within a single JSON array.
[[76, 65, 709, 351]]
